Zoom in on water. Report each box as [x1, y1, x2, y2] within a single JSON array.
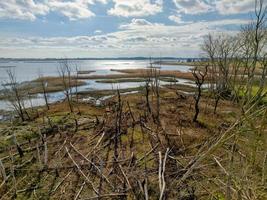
[[0, 60, 190, 87], [0, 59, 193, 111], [0, 60, 147, 87], [81, 91, 140, 106]]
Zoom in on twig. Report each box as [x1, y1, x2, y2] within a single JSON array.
[[137, 143, 159, 164], [178, 120, 240, 185], [0, 175, 10, 189], [65, 147, 99, 195], [118, 164, 132, 189], [36, 144, 42, 166], [74, 172, 94, 200], [0, 159, 7, 182], [94, 132, 105, 150], [262, 152, 267, 185], [69, 142, 112, 188], [80, 193, 127, 200], [52, 170, 73, 193], [213, 156, 229, 176], [44, 134, 48, 166]]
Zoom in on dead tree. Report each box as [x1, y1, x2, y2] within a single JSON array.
[[256, 53, 267, 100], [245, 0, 267, 102], [154, 68, 161, 124], [114, 89, 122, 163], [202, 0, 266, 109], [5, 69, 29, 121], [11, 132, 24, 158], [74, 65, 81, 115], [58, 60, 80, 132], [202, 33, 240, 112], [150, 65, 161, 124], [145, 68, 152, 114], [58, 60, 74, 113], [39, 74, 49, 110], [242, 0, 267, 99], [192, 66, 208, 122]]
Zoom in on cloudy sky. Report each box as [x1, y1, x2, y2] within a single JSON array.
[[0, 0, 260, 58]]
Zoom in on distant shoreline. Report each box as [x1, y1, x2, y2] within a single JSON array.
[[0, 57, 207, 62]]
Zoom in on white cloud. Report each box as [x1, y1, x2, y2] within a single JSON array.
[[172, 0, 263, 15], [0, 0, 49, 21], [129, 18, 153, 26], [119, 18, 159, 29], [108, 0, 163, 17], [0, 18, 251, 58], [48, 0, 95, 20], [205, 19, 251, 26], [215, 0, 255, 15], [168, 14, 183, 23], [0, 0, 108, 21], [0, 0, 259, 22], [172, 0, 214, 14]]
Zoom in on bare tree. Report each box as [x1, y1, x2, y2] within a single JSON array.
[[256, 53, 267, 99], [202, 33, 241, 112], [74, 65, 81, 115], [229, 0, 266, 104], [154, 68, 161, 124], [39, 74, 49, 110], [244, 0, 267, 101], [192, 66, 208, 122], [145, 66, 152, 114], [150, 64, 161, 124], [58, 60, 80, 132], [58, 60, 74, 113], [5, 69, 29, 121]]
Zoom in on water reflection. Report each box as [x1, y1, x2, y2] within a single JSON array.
[[0, 60, 194, 110]]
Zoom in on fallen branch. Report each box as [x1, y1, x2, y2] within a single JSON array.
[[80, 193, 127, 200], [65, 147, 99, 195], [69, 142, 112, 188]]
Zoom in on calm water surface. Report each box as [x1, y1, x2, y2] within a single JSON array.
[[0, 60, 193, 110]]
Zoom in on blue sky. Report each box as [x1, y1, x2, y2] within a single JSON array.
[[0, 0, 261, 58]]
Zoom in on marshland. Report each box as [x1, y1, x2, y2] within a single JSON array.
[[0, 0, 267, 200]]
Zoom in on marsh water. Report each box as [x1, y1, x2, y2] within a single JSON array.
[[0, 59, 193, 111]]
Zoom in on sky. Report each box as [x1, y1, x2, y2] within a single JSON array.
[[0, 0, 262, 58]]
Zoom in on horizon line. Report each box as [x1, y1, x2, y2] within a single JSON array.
[[0, 57, 205, 60]]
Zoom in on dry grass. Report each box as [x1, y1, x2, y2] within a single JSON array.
[[76, 68, 196, 81], [29, 76, 86, 94], [0, 82, 265, 200]]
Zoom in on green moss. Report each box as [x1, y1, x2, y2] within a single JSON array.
[[49, 115, 65, 124], [215, 193, 225, 200], [121, 134, 128, 143], [197, 115, 215, 129], [0, 137, 11, 151], [20, 130, 39, 142], [132, 128, 144, 142]]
